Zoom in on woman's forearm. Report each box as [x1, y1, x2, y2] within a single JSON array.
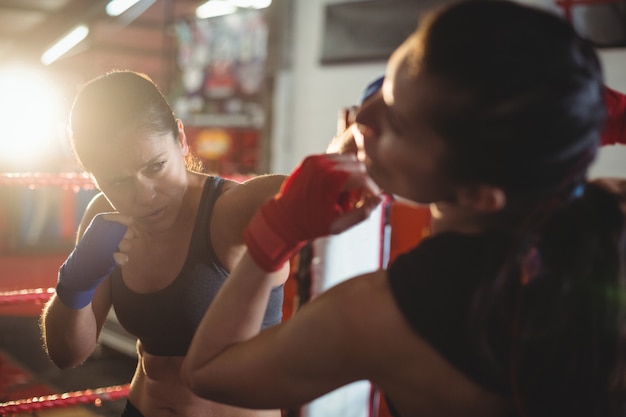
[[41, 295, 100, 369], [182, 252, 282, 388]]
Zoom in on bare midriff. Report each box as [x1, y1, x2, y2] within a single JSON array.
[[126, 341, 280, 417]]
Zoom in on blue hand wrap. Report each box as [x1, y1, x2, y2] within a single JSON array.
[[56, 214, 127, 309]]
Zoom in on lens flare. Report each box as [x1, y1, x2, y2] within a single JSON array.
[[0, 66, 64, 169]]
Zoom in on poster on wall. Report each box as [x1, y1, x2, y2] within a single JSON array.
[[185, 126, 259, 180], [172, 8, 268, 175]]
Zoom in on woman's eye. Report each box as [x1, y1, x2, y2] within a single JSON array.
[[150, 161, 165, 172]]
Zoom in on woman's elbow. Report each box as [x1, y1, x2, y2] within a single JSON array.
[[43, 334, 93, 369], [41, 328, 95, 369], [181, 360, 219, 400], [49, 353, 82, 370], [181, 359, 190, 379], [181, 359, 201, 394], [42, 339, 87, 369], [40, 299, 99, 369]]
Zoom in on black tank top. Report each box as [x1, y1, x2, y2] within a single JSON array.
[[110, 176, 284, 356]]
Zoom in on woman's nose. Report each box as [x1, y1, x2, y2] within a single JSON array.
[[133, 177, 156, 204]]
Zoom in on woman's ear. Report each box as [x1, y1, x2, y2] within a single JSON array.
[[176, 119, 190, 155], [458, 184, 506, 213]]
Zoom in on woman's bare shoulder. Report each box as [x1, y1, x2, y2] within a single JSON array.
[[206, 174, 285, 271], [220, 174, 286, 202], [212, 174, 285, 231]]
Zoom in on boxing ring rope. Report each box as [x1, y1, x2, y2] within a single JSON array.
[[0, 286, 131, 415], [0, 172, 130, 415], [0, 384, 130, 415], [0, 284, 131, 415], [0, 172, 95, 191], [0, 288, 54, 305]]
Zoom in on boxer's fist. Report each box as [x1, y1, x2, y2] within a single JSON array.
[[56, 214, 127, 309], [245, 154, 381, 272]]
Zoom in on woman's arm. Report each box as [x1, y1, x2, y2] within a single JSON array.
[[40, 193, 121, 369], [182, 154, 383, 407], [41, 279, 112, 368], [183, 251, 388, 409], [211, 174, 289, 284]]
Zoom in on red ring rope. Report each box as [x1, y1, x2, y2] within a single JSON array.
[[0, 288, 54, 305], [0, 172, 95, 191], [0, 288, 131, 413], [0, 384, 130, 414]]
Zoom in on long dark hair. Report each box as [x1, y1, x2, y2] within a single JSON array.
[[411, 1, 626, 415]]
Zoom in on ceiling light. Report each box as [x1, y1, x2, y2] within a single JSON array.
[[196, 1, 237, 19], [106, 0, 142, 16], [228, 0, 272, 8], [41, 25, 89, 66]]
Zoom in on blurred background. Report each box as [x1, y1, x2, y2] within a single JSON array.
[[0, 0, 624, 253], [0, 0, 625, 415]]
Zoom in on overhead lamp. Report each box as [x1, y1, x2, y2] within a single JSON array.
[[41, 25, 89, 66], [228, 0, 272, 8], [196, 0, 237, 19], [106, 0, 142, 16]]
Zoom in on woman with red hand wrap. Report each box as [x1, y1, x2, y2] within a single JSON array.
[[184, 2, 626, 417]]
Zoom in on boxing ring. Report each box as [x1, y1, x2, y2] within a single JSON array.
[[0, 172, 131, 416], [0, 288, 54, 306], [0, 171, 430, 417], [0, 288, 131, 416]]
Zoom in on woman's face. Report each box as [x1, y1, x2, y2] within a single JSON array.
[[355, 40, 456, 204], [84, 127, 189, 232]]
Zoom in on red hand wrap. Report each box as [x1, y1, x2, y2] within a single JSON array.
[[245, 155, 351, 272], [602, 86, 626, 146]]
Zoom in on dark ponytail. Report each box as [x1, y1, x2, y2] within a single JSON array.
[[510, 182, 626, 416]]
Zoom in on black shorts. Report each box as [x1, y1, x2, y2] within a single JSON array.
[[121, 400, 145, 417]]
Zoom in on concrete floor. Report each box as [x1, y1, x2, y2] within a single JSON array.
[[0, 315, 136, 417]]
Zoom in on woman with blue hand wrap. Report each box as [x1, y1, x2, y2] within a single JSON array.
[[40, 70, 288, 417]]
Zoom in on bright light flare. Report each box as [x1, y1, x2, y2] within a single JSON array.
[[195, 0, 272, 19], [106, 0, 141, 16], [41, 25, 89, 66], [196, 1, 237, 19], [228, 0, 272, 8], [0, 67, 64, 167]]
